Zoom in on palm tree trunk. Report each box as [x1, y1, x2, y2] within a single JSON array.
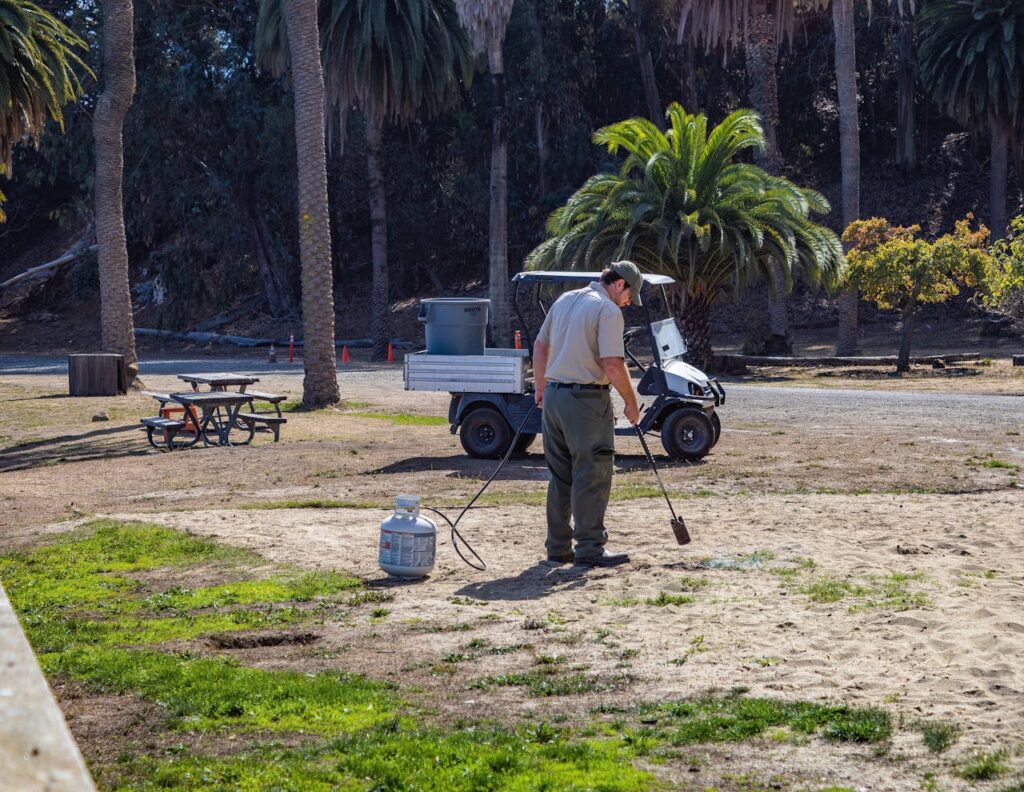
[[629, 0, 663, 129], [896, 301, 916, 373], [535, 105, 549, 199], [367, 118, 390, 361], [989, 119, 1009, 240], [525, 0, 549, 199], [744, 2, 780, 173], [93, 0, 138, 386], [895, 11, 916, 172], [283, 0, 339, 407], [744, 1, 788, 349], [668, 284, 715, 371], [487, 42, 510, 348], [833, 0, 861, 356], [679, 39, 699, 113]]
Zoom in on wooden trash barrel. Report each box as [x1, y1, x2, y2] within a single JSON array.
[[68, 353, 127, 396]]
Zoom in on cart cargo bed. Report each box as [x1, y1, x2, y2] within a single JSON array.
[[404, 349, 530, 394]]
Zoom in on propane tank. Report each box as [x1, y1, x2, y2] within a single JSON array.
[[379, 495, 436, 578]]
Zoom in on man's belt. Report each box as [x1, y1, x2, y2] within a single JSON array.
[[547, 382, 609, 390]]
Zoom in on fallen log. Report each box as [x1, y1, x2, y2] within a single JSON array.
[[192, 294, 265, 332], [713, 353, 987, 369], [136, 328, 415, 349]]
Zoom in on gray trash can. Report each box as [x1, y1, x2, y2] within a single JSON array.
[[417, 298, 490, 355]]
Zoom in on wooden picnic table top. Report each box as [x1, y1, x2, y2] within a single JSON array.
[[177, 372, 259, 388], [169, 391, 255, 407]]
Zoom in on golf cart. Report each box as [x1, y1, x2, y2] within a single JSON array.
[[403, 271, 724, 460]]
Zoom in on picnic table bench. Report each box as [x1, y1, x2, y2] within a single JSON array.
[[233, 389, 288, 442]]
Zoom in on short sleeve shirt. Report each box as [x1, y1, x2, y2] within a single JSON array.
[[536, 282, 625, 385]]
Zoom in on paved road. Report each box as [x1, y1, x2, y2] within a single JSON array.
[[2, 355, 1021, 433]]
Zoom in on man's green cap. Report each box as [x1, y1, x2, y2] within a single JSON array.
[[610, 260, 643, 306]]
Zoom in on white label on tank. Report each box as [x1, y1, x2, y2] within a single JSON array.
[[380, 530, 435, 567]]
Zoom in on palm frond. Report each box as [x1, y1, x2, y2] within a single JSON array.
[[525, 101, 844, 302], [0, 0, 90, 171]]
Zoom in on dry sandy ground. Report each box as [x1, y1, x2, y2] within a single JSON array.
[[2, 362, 1024, 790]]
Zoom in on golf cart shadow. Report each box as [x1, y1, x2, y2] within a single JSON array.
[[454, 562, 591, 601], [614, 452, 707, 472], [365, 452, 549, 480]]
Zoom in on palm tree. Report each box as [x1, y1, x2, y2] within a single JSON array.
[[454, 0, 515, 347], [918, 0, 1024, 240], [322, 0, 471, 360], [678, 0, 868, 354], [678, 0, 821, 351], [831, 0, 860, 355], [526, 105, 844, 368], [258, 0, 471, 361], [0, 0, 87, 172], [257, 0, 340, 407], [94, 0, 140, 384]]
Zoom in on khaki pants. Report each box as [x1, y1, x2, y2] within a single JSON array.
[[542, 385, 615, 560]]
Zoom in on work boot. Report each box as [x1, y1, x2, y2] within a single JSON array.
[[546, 552, 574, 564], [574, 550, 630, 568]]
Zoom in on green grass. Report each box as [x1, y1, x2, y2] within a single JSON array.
[[620, 693, 891, 746], [474, 483, 677, 508], [347, 410, 449, 426], [960, 751, 1010, 781], [469, 670, 633, 697], [801, 577, 869, 603], [796, 572, 930, 612], [646, 591, 694, 607], [0, 521, 362, 654], [669, 635, 707, 666], [982, 459, 1021, 470], [107, 726, 655, 791], [46, 647, 400, 734], [915, 720, 960, 753], [238, 498, 382, 510]]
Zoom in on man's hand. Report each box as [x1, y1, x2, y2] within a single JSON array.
[[533, 339, 549, 408], [601, 356, 640, 425]]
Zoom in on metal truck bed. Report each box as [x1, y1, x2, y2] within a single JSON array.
[[403, 349, 530, 394]]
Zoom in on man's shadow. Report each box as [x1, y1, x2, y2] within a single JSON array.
[[454, 561, 591, 601]]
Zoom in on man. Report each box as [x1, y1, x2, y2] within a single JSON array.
[[532, 261, 644, 567]]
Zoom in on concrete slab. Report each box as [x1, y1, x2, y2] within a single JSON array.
[[0, 582, 95, 791]]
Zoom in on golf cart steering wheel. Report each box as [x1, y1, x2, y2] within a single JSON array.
[[622, 326, 648, 372]]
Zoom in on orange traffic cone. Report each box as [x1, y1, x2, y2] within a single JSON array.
[[387, 343, 394, 363], [341, 345, 350, 364]]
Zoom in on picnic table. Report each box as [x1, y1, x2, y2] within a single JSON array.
[[140, 373, 288, 449], [141, 392, 256, 449]]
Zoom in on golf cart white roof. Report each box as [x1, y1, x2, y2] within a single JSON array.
[[513, 270, 675, 286]]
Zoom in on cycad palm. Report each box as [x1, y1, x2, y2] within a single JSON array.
[[918, 0, 1024, 239], [526, 104, 843, 367], [0, 0, 88, 219], [258, 0, 472, 360]]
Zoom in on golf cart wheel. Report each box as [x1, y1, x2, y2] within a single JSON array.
[[513, 432, 537, 454], [661, 408, 714, 460], [460, 407, 513, 459], [710, 411, 722, 448]]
